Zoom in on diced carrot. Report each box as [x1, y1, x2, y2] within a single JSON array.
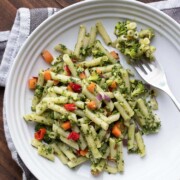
[[79, 72, 86, 79], [53, 80, 59, 85], [110, 81, 117, 89], [28, 78, 37, 89], [44, 70, 51, 81], [61, 121, 71, 130], [112, 124, 121, 137], [67, 85, 73, 91], [41, 50, 53, 64], [87, 82, 96, 93], [79, 149, 88, 156], [87, 101, 97, 110], [96, 68, 102, 74], [110, 51, 119, 60]]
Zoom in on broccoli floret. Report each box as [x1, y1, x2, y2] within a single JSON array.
[[80, 47, 90, 57], [76, 66, 85, 73], [88, 72, 100, 82], [92, 48, 105, 58], [124, 48, 137, 60], [114, 20, 156, 62], [114, 21, 128, 36], [131, 82, 145, 97], [43, 133, 52, 144]]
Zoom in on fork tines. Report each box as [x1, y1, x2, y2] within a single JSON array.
[[134, 59, 152, 74]]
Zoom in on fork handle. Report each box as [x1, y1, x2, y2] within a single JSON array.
[[164, 87, 180, 111]]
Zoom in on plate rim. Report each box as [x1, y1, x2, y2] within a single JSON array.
[[4, 0, 180, 179]]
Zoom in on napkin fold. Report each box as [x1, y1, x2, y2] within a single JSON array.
[[0, 1, 179, 180]]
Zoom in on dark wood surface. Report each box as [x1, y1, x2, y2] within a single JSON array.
[[0, 0, 178, 179]]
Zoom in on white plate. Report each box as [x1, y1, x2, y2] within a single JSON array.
[[5, 0, 180, 179]]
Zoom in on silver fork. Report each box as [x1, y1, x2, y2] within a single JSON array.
[[134, 59, 180, 111]]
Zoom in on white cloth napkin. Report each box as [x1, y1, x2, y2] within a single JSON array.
[[0, 1, 179, 179]]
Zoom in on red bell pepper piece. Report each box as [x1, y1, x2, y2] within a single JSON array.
[[68, 131, 80, 141], [64, 103, 76, 111], [69, 82, 82, 93], [34, 128, 46, 140]]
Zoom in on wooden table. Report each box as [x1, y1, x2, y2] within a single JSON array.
[[0, 0, 179, 179]]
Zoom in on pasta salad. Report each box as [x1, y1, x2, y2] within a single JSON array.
[[24, 21, 160, 175]]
